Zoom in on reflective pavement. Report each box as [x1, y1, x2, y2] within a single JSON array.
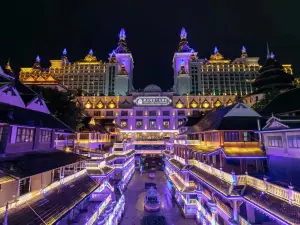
[[120, 171, 197, 225]]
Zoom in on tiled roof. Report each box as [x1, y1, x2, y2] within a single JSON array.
[[87, 166, 114, 176], [0, 173, 99, 225], [0, 150, 88, 179], [0, 103, 72, 132]]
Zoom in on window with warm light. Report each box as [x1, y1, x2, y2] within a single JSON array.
[[163, 120, 170, 129], [202, 101, 210, 109], [149, 119, 156, 129], [120, 120, 128, 128], [136, 120, 143, 128], [178, 119, 185, 126]]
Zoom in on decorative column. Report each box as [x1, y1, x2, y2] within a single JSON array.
[[228, 200, 239, 224], [207, 199, 217, 225]]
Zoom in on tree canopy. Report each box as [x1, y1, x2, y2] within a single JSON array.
[[30, 86, 86, 131]]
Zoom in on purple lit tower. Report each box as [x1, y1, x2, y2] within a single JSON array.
[[106, 28, 134, 96], [173, 28, 196, 95]]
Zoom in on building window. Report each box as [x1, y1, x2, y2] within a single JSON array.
[[94, 111, 101, 116], [178, 110, 185, 116], [243, 132, 259, 142], [19, 177, 31, 196], [268, 136, 283, 147], [163, 120, 170, 129], [162, 111, 170, 116], [287, 135, 300, 148], [136, 120, 143, 128], [178, 119, 185, 126], [149, 111, 156, 116], [39, 130, 52, 142], [106, 111, 114, 117], [121, 111, 128, 116], [120, 120, 128, 128], [206, 132, 219, 142], [136, 111, 143, 116], [224, 132, 240, 142], [149, 119, 156, 129], [16, 128, 34, 143]]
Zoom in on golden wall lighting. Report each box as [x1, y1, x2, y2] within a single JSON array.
[[108, 100, 116, 109], [97, 101, 104, 109], [85, 100, 92, 109], [214, 100, 222, 108], [202, 100, 210, 109], [227, 99, 233, 106], [190, 100, 198, 108], [176, 100, 184, 108]]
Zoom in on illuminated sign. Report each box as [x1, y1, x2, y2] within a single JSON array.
[[134, 96, 172, 106]]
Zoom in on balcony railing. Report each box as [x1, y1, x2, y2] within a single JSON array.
[[55, 140, 74, 147], [188, 159, 300, 207]]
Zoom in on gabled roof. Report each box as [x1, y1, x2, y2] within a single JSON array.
[[0, 150, 87, 179], [262, 88, 300, 116], [196, 103, 264, 131], [0, 103, 72, 132], [262, 115, 300, 131]]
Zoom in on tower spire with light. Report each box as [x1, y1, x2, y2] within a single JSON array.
[[241, 46, 248, 58], [178, 60, 187, 74], [33, 55, 41, 69], [114, 28, 130, 53], [177, 27, 192, 52], [61, 48, 69, 64]]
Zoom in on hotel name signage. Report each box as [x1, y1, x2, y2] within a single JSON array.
[[133, 96, 172, 106]]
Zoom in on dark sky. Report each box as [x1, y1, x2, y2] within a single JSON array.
[[1, 0, 299, 90]]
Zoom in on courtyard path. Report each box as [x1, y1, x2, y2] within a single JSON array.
[[120, 171, 197, 225]]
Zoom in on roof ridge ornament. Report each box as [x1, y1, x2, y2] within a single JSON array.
[[241, 46, 248, 59], [180, 27, 187, 40], [63, 48, 67, 55], [119, 28, 126, 40]]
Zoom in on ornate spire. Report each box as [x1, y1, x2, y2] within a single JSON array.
[[5, 59, 13, 74], [178, 60, 187, 74], [61, 48, 69, 64], [177, 27, 192, 52], [119, 28, 126, 40], [267, 42, 271, 59], [109, 50, 118, 63], [210, 47, 224, 60], [84, 49, 97, 62], [180, 27, 187, 40], [241, 46, 248, 58], [118, 61, 128, 75], [115, 28, 130, 53], [190, 49, 197, 61], [33, 55, 41, 69]]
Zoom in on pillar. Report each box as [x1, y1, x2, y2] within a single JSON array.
[[219, 152, 223, 168], [246, 202, 256, 223], [0, 125, 11, 154], [69, 209, 74, 221], [211, 207, 217, 225], [212, 154, 216, 165], [33, 128, 41, 150]]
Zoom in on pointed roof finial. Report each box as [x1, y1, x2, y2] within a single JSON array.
[[180, 60, 185, 67], [119, 28, 126, 40], [270, 52, 275, 59], [180, 27, 187, 40], [241, 46, 248, 58], [267, 42, 271, 59], [63, 48, 67, 55], [36, 55, 40, 63], [89, 49, 94, 55], [242, 46, 246, 52], [214, 47, 219, 54], [5, 59, 13, 74]]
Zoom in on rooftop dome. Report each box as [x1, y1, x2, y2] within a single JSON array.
[[144, 84, 162, 92]]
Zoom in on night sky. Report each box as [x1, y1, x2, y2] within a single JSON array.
[[1, 0, 299, 90]]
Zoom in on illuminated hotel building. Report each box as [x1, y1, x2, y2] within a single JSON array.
[[173, 28, 293, 96], [19, 29, 133, 96]]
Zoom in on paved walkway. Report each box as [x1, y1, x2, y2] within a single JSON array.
[[120, 171, 197, 225]]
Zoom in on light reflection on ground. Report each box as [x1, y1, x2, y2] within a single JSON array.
[[120, 171, 197, 225]]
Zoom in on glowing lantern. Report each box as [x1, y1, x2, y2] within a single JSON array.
[[176, 100, 184, 108]]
